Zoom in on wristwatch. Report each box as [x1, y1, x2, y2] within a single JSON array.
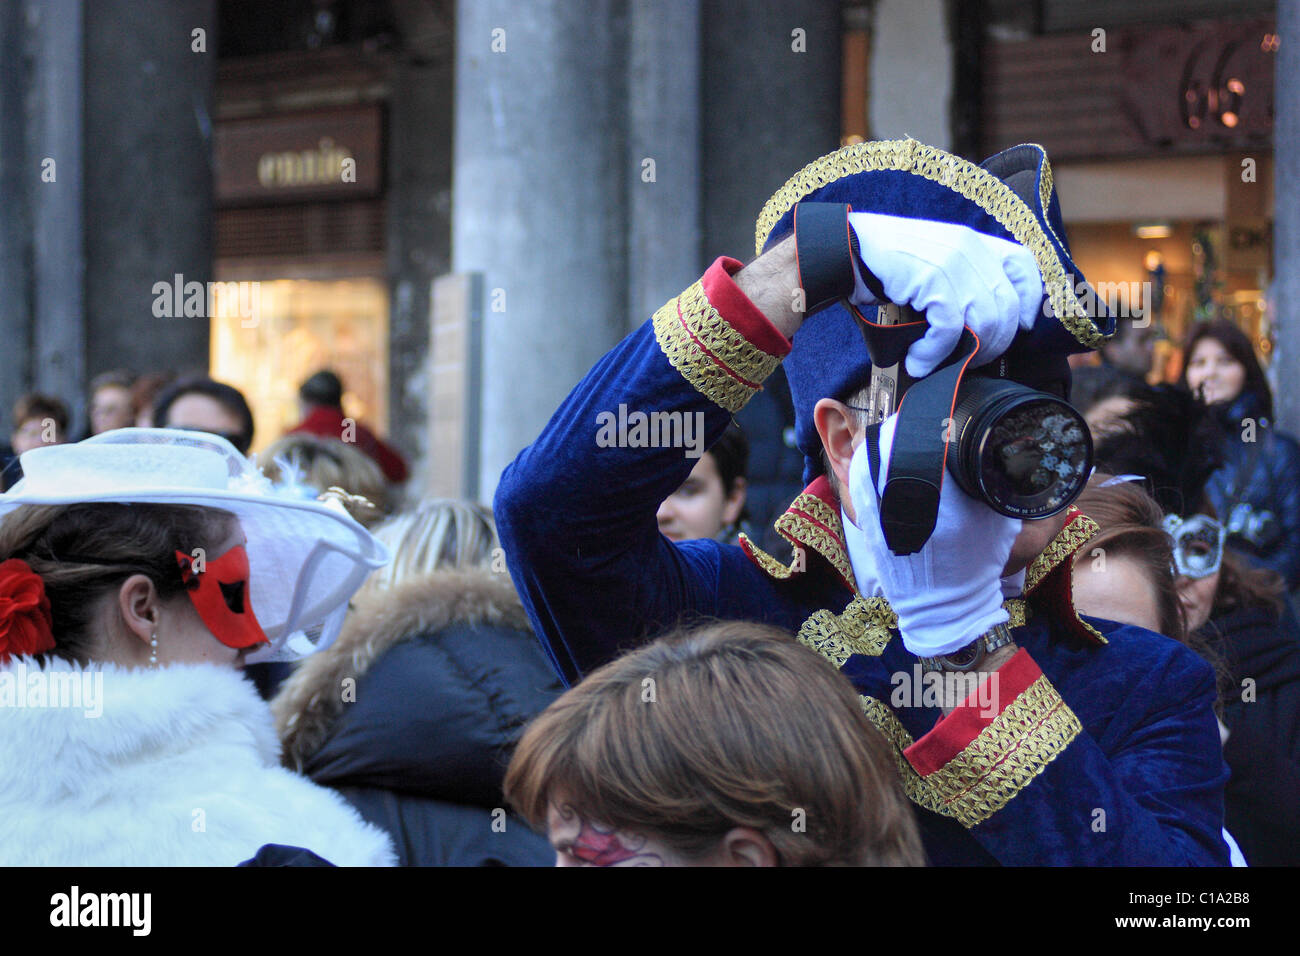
[[918, 622, 1017, 673]]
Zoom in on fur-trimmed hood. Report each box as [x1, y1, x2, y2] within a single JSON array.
[[272, 568, 561, 805], [0, 657, 395, 866]]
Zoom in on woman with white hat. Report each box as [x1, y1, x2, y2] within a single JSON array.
[[0, 428, 396, 866]]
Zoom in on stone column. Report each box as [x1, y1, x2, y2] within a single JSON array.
[[454, 0, 629, 502], [868, 0, 953, 150], [1274, 0, 1300, 436], [388, 49, 455, 494], [0, 0, 34, 408], [701, 0, 841, 261], [701, 0, 841, 533], [626, 0, 703, 329], [28, 0, 85, 414], [82, 0, 214, 385]]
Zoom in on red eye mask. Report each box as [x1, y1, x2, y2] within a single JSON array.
[[175, 545, 269, 650]]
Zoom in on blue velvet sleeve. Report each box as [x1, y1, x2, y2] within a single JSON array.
[[494, 318, 785, 686], [966, 627, 1230, 866]]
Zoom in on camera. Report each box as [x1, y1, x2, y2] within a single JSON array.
[[860, 303, 1094, 554]]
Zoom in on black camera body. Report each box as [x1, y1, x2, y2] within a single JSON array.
[[861, 303, 1093, 553]]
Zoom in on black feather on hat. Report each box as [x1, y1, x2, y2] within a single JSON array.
[[1090, 384, 1225, 518]]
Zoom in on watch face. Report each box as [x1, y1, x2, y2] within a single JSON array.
[[943, 643, 982, 669]]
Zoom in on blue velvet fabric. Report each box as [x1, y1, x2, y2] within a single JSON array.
[[495, 313, 1228, 866], [767, 143, 1116, 482]]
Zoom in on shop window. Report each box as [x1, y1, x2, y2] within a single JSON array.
[[210, 277, 388, 455]]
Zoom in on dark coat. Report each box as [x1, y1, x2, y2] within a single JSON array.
[[1206, 600, 1300, 865], [272, 569, 564, 866], [1205, 394, 1300, 589]]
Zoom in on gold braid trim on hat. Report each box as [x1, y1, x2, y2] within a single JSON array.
[[1039, 160, 1054, 216], [918, 674, 1081, 827], [652, 279, 784, 414], [752, 138, 1106, 349]]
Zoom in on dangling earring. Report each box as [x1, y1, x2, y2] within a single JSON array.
[[149, 632, 158, 667]]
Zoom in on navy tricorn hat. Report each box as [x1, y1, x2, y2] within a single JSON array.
[[756, 138, 1115, 484]]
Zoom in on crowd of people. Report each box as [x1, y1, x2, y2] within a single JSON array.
[[1, 137, 1297, 867]]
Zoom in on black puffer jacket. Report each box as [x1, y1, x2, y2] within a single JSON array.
[[272, 569, 564, 866], [1204, 393, 1300, 589], [1201, 600, 1300, 866]]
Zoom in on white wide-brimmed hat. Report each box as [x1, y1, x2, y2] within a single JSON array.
[[0, 428, 390, 662]]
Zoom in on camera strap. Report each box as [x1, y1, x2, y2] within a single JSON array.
[[856, 307, 983, 555]]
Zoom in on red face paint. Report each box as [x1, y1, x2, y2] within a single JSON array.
[[175, 545, 269, 650], [553, 805, 663, 866]]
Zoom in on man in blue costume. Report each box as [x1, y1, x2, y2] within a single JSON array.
[[495, 139, 1229, 865]]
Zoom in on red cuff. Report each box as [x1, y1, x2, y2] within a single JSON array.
[[903, 648, 1042, 776], [701, 257, 792, 358]]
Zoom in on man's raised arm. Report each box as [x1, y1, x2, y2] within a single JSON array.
[[493, 241, 802, 685]]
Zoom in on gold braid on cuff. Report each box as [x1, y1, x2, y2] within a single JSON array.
[[652, 280, 783, 413]]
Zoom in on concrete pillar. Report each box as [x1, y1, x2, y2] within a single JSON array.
[[626, 0, 703, 328], [1275, 0, 1300, 436], [702, 0, 841, 261], [28, 0, 85, 415], [0, 1, 33, 409], [868, 0, 953, 150], [454, 0, 629, 502], [387, 51, 455, 495], [82, 0, 214, 387], [701, 0, 841, 531]]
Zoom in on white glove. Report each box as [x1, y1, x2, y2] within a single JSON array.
[[843, 413, 1023, 657], [847, 212, 1044, 378]]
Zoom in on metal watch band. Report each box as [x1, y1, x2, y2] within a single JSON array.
[[919, 622, 1016, 673]]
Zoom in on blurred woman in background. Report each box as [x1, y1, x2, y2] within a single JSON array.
[[1180, 320, 1300, 589]]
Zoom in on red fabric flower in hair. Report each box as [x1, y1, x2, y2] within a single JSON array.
[[0, 558, 55, 662]]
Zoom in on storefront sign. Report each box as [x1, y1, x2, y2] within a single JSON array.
[[215, 105, 382, 204], [984, 18, 1274, 161]]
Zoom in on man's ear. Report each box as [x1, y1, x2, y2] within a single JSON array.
[[721, 476, 747, 525], [814, 398, 858, 499], [717, 827, 780, 867], [116, 574, 163, 648]]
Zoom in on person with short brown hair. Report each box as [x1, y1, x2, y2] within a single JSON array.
[[88, 369, 137, 436], [3, 392, 70, 491], [505, 620, 924, 867]]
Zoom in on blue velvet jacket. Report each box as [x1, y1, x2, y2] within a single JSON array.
[[494, 258, 1229, 866]]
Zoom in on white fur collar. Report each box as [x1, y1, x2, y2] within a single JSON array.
[[0, 657, 394, 866]]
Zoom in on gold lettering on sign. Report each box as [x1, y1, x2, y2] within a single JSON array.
[[257, 138, 354, 188]]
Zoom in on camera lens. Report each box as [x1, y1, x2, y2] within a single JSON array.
[[947, 377, 1092, 519]]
